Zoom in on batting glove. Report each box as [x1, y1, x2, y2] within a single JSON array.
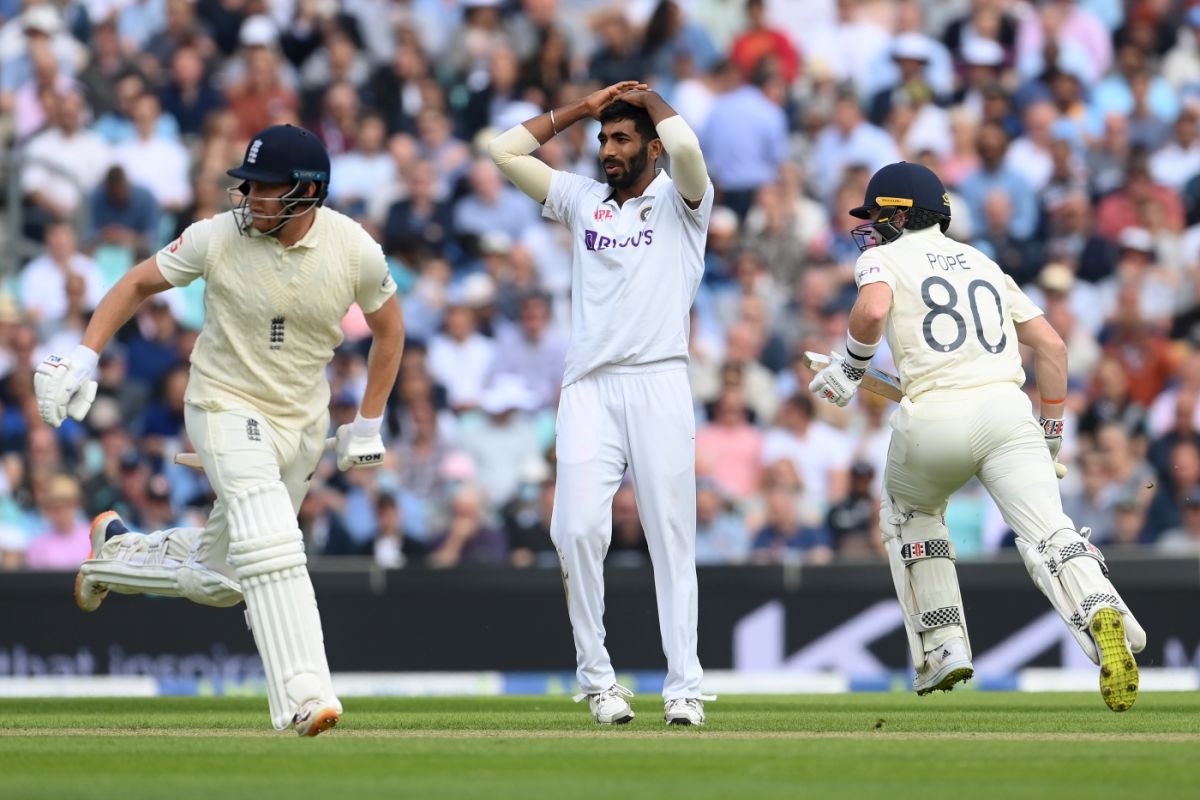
[[34, 345, 99, 428], [809, 355, 864, 408], [1041, 416, 1064, 461], [335, 412, 386, 471]]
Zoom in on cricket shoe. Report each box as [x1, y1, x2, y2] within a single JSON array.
[[574, 684, 635, 725], [74, 511, 130, 612], [1092, 608, 1138, 712], [664, 696, 713, 726], [293, 700, 341, 737], [914, 637, 974, 695]]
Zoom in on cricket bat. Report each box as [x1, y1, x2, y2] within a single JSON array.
[[801, 351, 1067, 479], [174, 437, 337, 471]]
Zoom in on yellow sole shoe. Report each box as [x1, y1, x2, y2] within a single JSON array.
[[1093, 608, 1138, 712]]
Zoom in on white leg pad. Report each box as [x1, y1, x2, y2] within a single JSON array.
[[227, 482, 340, 731], [1015, 527, 1146, 665], [882, 499, 970, 670], [80, 528, 243, 607]]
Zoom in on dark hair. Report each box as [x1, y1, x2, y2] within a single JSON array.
[[598, 100, 657, 145]]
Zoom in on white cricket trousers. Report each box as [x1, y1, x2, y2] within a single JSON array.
[[550, 363, 703, 701], [885, 383, 1074, 547], [88, 404, 329, 604]]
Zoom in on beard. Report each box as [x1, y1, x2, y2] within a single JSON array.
[[603, 146, 650, 189]]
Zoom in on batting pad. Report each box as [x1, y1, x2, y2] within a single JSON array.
[[1015, 527, 1147, 665], [81, 528, 243, 607], [882, 500, 969, 670], [227, 482, 340, 730]]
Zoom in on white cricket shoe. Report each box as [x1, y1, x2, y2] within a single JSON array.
[[74, 511, 128, 612], [914, 636, 974, 695], [574, 684, 635, 725], [664, 697, 707, 726], [292, 699, 341, 737]]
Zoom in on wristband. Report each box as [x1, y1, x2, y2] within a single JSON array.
[[70, 344, 100, 376], [1040, 417, 1064, 438], [351, 411, 383, 438], [550, 108, 559, 135], [1040, 396, 1066, 405], [844, 332, 880, 369]]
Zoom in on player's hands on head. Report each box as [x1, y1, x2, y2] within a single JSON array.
[[334, 423, 386, 471], [584, 81, 650, 118], [808, 355, 864, 408], [616, 89, 657, 108], [34, 347, 99, 428]]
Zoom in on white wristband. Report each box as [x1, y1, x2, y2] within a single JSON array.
[[70, 344, 100, 376], [844, 332, 880, 369], [351, 411, 383, 438]]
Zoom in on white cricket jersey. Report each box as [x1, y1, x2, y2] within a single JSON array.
[[156, 208, 396, 428], [854, 225, 1043, 401], [542, 169, 715, 386]]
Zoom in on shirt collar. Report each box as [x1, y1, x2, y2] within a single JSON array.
[[250, 207, 323, 249]]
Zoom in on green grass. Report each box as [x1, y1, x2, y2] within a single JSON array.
[[2, 694, 1198, 799]]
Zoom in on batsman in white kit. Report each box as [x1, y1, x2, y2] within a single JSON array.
[[809, 162, 1146, 711], [33, 125, 405, 735], [489, 82, 713, 725]]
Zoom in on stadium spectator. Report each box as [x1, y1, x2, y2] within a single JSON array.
[[24, 473, 89, 569], [88, 166, 163, 259], [750, 483, 833, 565]]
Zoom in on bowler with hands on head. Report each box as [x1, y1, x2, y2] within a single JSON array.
[[489, 82, 715, 726]]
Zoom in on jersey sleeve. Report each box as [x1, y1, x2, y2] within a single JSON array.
[[155, 217, 215, 287], [541, 170, 596, 228], [1004, 274, 1044, 323], [853, 249, 896, 291], [669, 178, 715, 231], [355, 230, 397, 314]]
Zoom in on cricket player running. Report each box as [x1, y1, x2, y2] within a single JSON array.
[[488, 82, 714, 725], [810, 162, 1146, 711], [33, 124, 404, 735]]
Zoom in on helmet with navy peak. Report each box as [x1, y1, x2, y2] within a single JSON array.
[[227, 124, 330, 235], [849, 161, 951, 252]]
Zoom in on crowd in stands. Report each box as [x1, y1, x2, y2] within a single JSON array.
[[4, 0, 1200, 571]]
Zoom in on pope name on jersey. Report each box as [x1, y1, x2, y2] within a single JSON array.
[[853, 226, 1042, 400], [157, 206, 395, 428]]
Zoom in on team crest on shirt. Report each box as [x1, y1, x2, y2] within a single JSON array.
[[639, 205, 653, 223]]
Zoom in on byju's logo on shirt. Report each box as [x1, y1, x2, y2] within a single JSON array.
[[583, 229, 654, 252]]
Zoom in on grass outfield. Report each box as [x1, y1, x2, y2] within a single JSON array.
[[2, 693, 1198, 799]]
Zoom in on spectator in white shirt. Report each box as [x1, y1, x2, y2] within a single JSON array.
[[113, 92, 193, 214], [21, 89, 112, 226], [1150, 105, 1200, 191], [427, 287, 497, 412], [19, 222, 104, 338], [761, 393, 853, 514]]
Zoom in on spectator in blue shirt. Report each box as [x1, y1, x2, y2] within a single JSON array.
[[702, 63, 790, 218], [751, 486, 834, 564], [89, 166, 162, 258], [958, 120, 1038, 240]]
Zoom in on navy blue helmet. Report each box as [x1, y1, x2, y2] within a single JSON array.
[[849, 161, 951, 251], [227, 124, 330, 235]]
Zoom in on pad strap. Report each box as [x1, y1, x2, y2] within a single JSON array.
[[1069, 592, 1123, 632], [900, 539, 955, 563], [1039, 536, 1108, 578], [911, 605, 964, 632]]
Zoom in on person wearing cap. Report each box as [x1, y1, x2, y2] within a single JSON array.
[[34, 123, 406, 737], [811, 160, 1146, 710]]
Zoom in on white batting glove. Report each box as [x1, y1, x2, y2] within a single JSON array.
[[1041, 416, 1064, 461], [809, 355, 864, 408], [334, 412, 386, 471], [34, 345, 100, 428]]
